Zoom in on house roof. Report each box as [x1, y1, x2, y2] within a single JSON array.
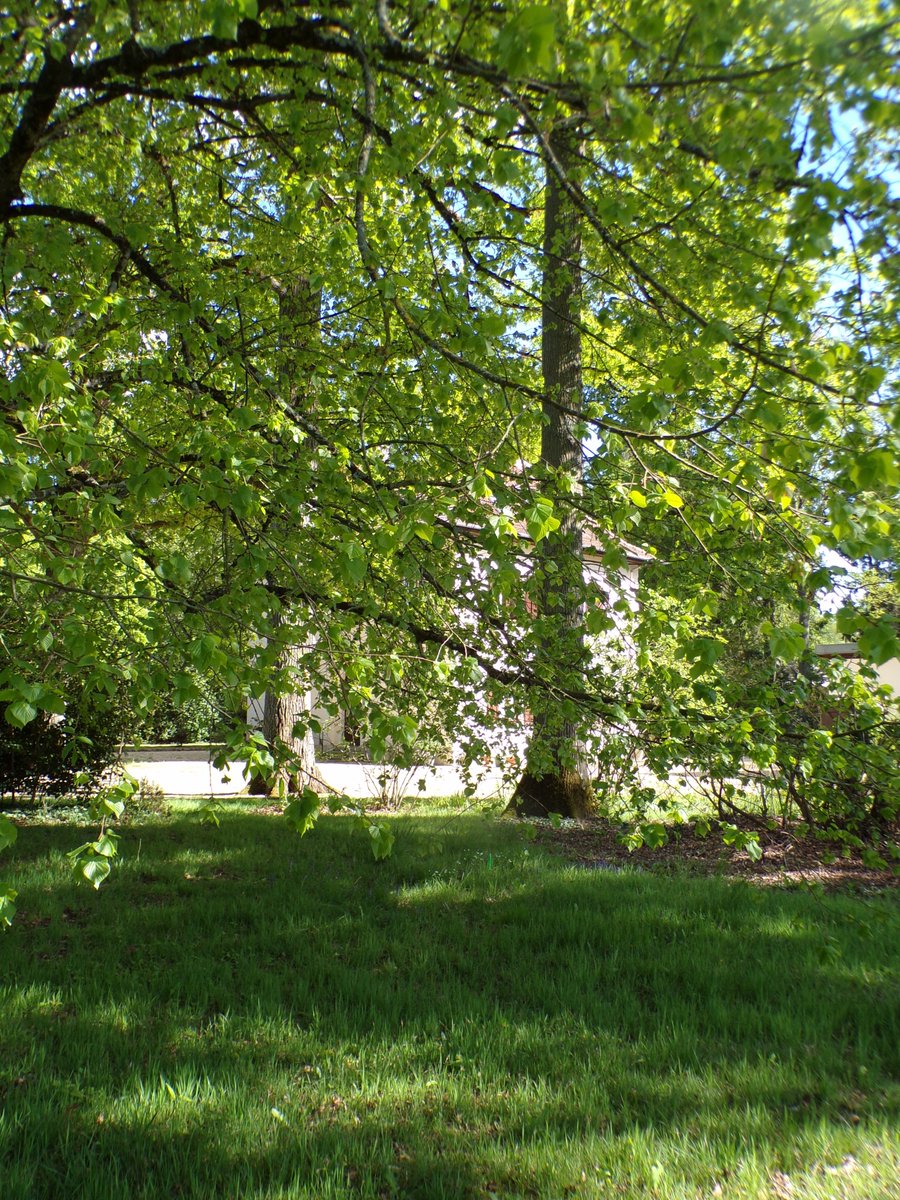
[[499, 466, 651, 565], [582, 527, 652, 564], [507, 518, 650, 564], [462, 514, 650, 566], [814, 642, 858, 659]]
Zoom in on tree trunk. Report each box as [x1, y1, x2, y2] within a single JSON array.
[[256, 276, 325, 799], [512, 126, 594, 819], [260, 611, 322, 798]]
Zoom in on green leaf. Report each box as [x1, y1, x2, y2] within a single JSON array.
[[586, 608, 614, 635], [5, 700, 37, 728], [720, 825, 762, 861], [367, 822, 395, 861], [835, 606, 862, 638], [100, 797, 126, 820], [285, 788, 321, 837], [848, 450, 898, 491], [640, 822, 668, 849], [108, 775, 138, 802], [496, 6, 556, 75], [41, 691, 66, 716], [628, 489, 648, 508], [82, 856, 112, 890], [0, 817, 18, 852], [699, 319, 732, 347], [210, 0, 243, 39], [0, 888, 17, 929], [685, 636, 725, 669], [132, 466, 170, 502], [620, 827, 645, 852], [155, 553, 193, 586], [94, 833, 119, 858], [525, 498, 560, 544], [762, 621, 806, 661], [661, 489, 684, 509], [856, 365, 886, 396], [720, 822, 741, 847], [857, 619, 900, 667], [745, 836, 763, 863], [338, 542, 368, 585]]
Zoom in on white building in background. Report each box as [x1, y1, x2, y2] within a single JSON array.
[[125, 524, 650, 797], [245, 524, 650, 760]]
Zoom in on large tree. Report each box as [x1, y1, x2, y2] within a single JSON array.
[[255, 275, 326, 798], [511, 124, 595, 817], [0, 1, 897, 848]]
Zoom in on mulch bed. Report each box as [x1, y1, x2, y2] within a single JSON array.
[[533, 818, 900, 893]]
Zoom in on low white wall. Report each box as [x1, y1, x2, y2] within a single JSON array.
[[122, 746, 250, 797], [121, 746, 509, 801]]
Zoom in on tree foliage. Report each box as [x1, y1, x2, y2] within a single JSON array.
[[1, 1, 898, 869]]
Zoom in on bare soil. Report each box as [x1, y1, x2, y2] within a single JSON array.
[[533, 817, 900, 893]]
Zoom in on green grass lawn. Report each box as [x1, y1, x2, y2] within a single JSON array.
[[1, 801, 898, 1199]]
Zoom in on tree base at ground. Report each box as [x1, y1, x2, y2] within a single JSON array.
[[249, 768, 326, 799], [510, 768, 594, 819]]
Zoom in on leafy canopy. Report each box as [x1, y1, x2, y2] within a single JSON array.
[[0, 0, 897, 856]]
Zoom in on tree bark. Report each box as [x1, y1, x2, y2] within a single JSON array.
[[259, 610, 322, 798], [257, 277, 325, 798], [512, 126, 594, 819]]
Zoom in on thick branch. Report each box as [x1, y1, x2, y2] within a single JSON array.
[[0, 52, 72, 215]]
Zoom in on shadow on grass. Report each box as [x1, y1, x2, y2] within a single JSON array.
[[1, 810, 898, 1199]]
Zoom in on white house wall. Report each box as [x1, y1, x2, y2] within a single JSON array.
[[248, 550, 644, 768]]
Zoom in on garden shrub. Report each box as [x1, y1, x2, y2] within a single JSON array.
[[0, 690, 131, 806], [130, 675, 231, 745]]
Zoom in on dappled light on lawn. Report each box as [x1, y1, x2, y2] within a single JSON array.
[[1, 805, 897, 1199]]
